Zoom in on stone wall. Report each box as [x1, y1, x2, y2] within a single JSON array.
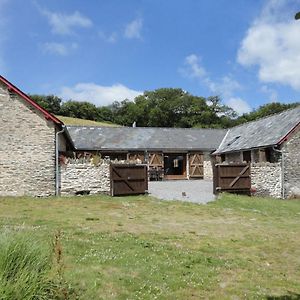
[[0, 82, 56, 196], [251, 162, 282, 198], [203, 153, 213, 180], [282, 128, 300, 198], [60, 158, 110, 195]]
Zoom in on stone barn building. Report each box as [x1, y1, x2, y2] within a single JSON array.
[[59, 126, 225, 194], [0, 75, 71, 196], [65, 126, 225, 180], [0, 75, 299, 199], [214, 106, 300, 198]]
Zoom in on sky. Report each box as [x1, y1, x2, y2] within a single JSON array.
[[1, 0, 300, 114]]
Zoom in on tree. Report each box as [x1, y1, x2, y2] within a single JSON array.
[[109, 88, 214, 127], [97, 106, 114, 122], [235, 102, 299, 125], [60, 101, 98, 120], [29, 94, 62, 115]]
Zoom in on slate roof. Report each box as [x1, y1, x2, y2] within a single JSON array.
[[66, 126, 227, 151], [214, 106, 300, 154]]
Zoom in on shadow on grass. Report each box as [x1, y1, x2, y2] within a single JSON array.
[[266, 293, 300, 299]]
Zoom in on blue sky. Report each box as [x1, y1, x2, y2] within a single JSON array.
[[1, 0, 300, 114]]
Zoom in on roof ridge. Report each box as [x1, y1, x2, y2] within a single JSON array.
[[66, 125, 227, 131], [229, 104, 300, 130]]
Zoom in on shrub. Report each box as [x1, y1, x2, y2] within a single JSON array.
[[0, 231, 71, 300]]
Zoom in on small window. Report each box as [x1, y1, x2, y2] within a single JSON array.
[[221, 154, 226, 162], [243, 151, 251, 162], [265, 148, 280, 163]]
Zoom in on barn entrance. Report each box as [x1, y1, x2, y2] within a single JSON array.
[[164, 153, 187, 179]]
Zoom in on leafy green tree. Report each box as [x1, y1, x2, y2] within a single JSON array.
[[60, 101, 98, 120], [110, 88, 213, 127], [235, 102, 299, 125], [29, 94, 62, 114], [97, 106, 114, 122]]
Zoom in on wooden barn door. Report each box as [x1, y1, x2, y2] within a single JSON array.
[[110, 164, 148, 196], [148, 152, 164, 180], [148, 153, 163, 169], [189, 153, 204, 179], [213, 163, 251, 195]]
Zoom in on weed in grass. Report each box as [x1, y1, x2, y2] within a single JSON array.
[[85, 217, 100, 221], [0, 230, 77, 300]]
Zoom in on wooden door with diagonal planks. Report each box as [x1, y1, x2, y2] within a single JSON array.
[[110, 164, 148, 196], [213, 163, 251, 195], [189, 153, 204, 178]]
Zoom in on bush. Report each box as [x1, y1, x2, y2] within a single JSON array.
[[0, 231, 71, 300]]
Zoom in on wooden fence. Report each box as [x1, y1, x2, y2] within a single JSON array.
[[110, 164, 148, 196], [213, 163, 251, 195]]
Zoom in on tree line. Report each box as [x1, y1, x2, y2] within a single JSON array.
[[29, 88, 299, 128]]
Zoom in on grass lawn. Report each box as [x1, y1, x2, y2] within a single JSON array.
[[0, 194, 300, 299], [55, 115, 120, 127]]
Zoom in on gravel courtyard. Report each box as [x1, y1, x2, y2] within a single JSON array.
[[148, 180, 215, 204]]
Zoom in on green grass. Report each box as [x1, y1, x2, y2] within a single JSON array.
[[0, 194, 300, 299], [55, 115, 120, 127], [0, 231, 71, 299]]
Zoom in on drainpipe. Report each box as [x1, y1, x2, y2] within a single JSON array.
[[55, 125, 66, 196], [273, 146, 285, 199]]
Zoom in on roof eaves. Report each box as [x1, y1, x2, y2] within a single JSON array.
[[74, 147, 217, 152], [214, 143, 280, 155]]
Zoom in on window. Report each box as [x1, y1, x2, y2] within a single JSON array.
[[243, 151, 251, 162]]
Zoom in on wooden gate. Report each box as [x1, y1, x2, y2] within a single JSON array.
[[110, 164, 148, 196], [189, 153, 204, 178], [213, 163, 251, 195]]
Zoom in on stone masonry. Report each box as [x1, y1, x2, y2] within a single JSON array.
[[282, 128, 300, 198], [203, 160, 213, 180], [0, 83, 56, 196], [60, 159, 110, 195], [251, 162, 282, 198]]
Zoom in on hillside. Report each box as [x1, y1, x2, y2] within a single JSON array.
[[56, 115, 120, 127]]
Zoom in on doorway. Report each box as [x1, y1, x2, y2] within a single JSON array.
[[164, 153, 187, 179]]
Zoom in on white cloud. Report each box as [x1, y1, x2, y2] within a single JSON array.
[[205, 76, 241, 99], [181, 53, 250, 114], [182, 54, 241, 98], [41, 42, 78, 56], [99, 31, 118, 43], [182, 54, 207, 78], [238, 0, 300, 90], [41, 9, 92, 35], [226, 97, 252, 114], [261, 85, 278, 102], [124, 17, 143, 39], [59, 83, 142, 106]]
